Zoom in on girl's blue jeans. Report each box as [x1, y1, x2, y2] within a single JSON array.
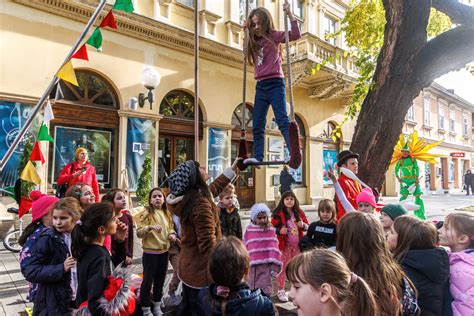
[[252, 78, 291, 161]]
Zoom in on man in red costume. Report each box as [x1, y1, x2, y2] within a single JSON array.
[[335, 150, 362, 221]]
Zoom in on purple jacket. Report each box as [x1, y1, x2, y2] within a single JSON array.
[[449, 249, 474, 316], [253, 20, 301, 81]]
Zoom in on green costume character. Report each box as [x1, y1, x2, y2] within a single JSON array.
[[395, 143, 425, 220]]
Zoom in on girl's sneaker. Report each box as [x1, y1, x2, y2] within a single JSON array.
[[142, 307, 153, 316], [153, 301, 163, 316], [243, 158, 261, 168], [277, 289, 289, 302]]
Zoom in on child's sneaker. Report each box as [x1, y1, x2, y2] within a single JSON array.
[[152, 301, 163, 316], [142, 307, 153, 316], [277, 289, 289, 302]]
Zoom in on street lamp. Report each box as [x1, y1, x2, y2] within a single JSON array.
[[138, 67, 161, 110]]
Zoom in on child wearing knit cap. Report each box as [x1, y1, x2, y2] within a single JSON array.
[[244, 203, 282, 296], [380, 204, 408, 237], [19, 190, 59, 302]]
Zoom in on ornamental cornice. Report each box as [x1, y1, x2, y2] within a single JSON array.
[[13, 0, 246, 70]]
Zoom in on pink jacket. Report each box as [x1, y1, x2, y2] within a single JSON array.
[[449, 249, 474, 316], [244, 223, 282, 267], [57, 161, 100, 202]]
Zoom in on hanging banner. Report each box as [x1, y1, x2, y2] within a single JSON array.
[[126, 117, 156, 191], [51, 126, 111, 185], [0, 101, 42, 188], [208, 128, 229, 183]]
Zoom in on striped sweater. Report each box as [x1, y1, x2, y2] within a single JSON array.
[[244, 223, 282, 267]]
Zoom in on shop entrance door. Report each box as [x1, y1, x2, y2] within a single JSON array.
[[158, 135, 194, 188], [231, 141, 255, 209]]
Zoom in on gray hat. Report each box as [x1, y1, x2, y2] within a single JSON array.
[[168, 160, 197, 197]]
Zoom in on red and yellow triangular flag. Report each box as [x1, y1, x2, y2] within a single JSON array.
[[100, 11, 117, 29], [20, 161, 41, 185], [56, 61, 78, 86], [30, 141, 45, 165], [71, 44, 89, 61]]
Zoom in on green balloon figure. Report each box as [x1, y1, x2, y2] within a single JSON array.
[[395, 142, 426, 220]]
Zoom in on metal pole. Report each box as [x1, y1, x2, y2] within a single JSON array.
[[0, 0, 108, 171], [194, 0, 200, 160]]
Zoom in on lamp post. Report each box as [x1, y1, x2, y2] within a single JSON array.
[[138, 67, 161, 110]]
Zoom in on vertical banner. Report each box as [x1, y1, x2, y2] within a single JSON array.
[[0, 101, 41, 188], [323, 149, 338, 185], [208, 128, 229, 182], [126, 118, 156, 191]]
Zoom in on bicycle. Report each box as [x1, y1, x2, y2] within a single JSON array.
[[2, 207, 23, 252]]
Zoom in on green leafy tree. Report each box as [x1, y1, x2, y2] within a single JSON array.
[[331, 0, 474, 189], [17, 138, 37, 198], [136, 153, 152, 205]]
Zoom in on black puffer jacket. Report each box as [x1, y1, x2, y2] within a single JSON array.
[[401, 248, 451, 316], [197, 283, 275, 316]]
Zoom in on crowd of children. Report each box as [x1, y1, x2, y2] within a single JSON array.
[[14, 1, 474, 315]]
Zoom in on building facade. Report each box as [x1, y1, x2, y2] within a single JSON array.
[[384, 82, 474, 196], [1, 0, 358, 207]]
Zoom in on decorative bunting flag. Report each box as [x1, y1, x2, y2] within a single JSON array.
[[20, 161, 41, 185], [44, 99, 55, 122], [113, 0, 134, 13], [19, 196, 32, 219], [37, 123, 54, 142], [86, 27, 103, 51], [100, 10, 117, 29], [30, 141, 45, 164], [54, 81, 64, 101], [56, 61, 78, 86], [71, 44, 89, 61]]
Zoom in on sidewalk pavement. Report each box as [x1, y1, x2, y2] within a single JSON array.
[[1, 192, 472, 315]]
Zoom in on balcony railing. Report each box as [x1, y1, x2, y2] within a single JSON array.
[[282, 33, 359, 78]]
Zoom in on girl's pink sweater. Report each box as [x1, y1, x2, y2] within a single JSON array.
[[244, 223, 282, 267]]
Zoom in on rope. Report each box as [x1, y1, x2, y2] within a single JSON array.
[[284, 11, 295, 120], [241, 0, 250, 131]]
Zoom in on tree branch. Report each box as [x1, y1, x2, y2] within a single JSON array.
[[431, 0, 474, 26], [414, 25, 474, 88]]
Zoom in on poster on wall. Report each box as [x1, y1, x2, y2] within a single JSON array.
[[208, 128, 229, 183], [52, 126, 111, 185], [126, 117, 156, 191], [0, 101, 42, 188], [323, 149, 338, 186]]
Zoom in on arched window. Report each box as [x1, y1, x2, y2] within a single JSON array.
[[160, 90, 203, 121], [232, 103, 253, 129], [56, 70, 119, 108], [281, 114, 306, 186]]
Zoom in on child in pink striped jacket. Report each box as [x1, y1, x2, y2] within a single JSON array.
[[244, 203, 282, 296]]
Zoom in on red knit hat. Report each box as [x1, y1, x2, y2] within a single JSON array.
[[30, 190, 59, 222]]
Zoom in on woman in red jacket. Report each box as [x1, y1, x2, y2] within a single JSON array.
[[57, 147, 100, 202]]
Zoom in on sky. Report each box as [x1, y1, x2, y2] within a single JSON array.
[[435, 67, 474, 104]]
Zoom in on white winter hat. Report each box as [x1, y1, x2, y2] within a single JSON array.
[[250, 203, 271, 222]]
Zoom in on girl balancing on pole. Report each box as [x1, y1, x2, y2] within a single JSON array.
[[243, 1, 301, 166]]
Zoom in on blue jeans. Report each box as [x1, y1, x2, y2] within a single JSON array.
[[253, 78, 291, 161]]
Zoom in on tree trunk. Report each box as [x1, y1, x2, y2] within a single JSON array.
[[350, 0, 474, 190]]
